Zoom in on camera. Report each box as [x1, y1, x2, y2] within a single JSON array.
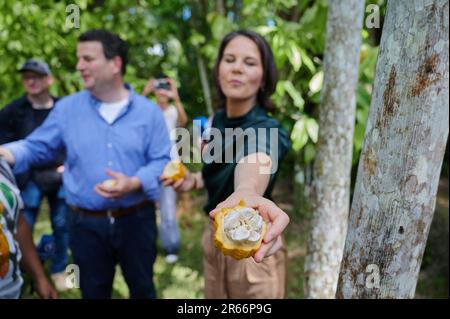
[[155, 79, 171, 90]]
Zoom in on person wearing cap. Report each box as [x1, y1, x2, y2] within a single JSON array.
[[0, 59, 70, 292], [0, 30, 171, 299]]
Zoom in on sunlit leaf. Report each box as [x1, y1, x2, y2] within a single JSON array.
[[284, 81, 304, 111], [309, 70, 323, 94], [288, 41, 302, 71], [305, 118, 319, 143], [291, 118, 308, 152]]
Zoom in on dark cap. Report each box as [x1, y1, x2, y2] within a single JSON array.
[[19, 59, 51, 75]]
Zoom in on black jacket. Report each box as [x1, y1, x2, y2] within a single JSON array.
[[0, 95, 64, 192]]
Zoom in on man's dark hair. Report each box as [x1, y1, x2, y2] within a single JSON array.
[[78, 29, 128, 75], [213, 29, 278, 113]]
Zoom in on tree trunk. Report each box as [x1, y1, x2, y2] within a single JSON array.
[[294, 160, 313, 219], [336, 0, 449, 299], [304, 0, 365, 298], [197, 55, 213, 116], [216, 0, 225, 16]]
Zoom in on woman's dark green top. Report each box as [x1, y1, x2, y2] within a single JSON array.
[[201, 105, 291, 213]]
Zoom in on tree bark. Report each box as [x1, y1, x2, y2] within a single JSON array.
[[216, 0, 225, 16], [197, 55, 213, 116], [304, 0, 365, 298], [336, 0, 449, 299]]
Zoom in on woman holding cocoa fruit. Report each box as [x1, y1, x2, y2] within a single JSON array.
[[161, 30, 291, 298]]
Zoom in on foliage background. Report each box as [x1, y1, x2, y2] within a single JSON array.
[[0, 0, 387, 195], [0, 0, 447, 298]]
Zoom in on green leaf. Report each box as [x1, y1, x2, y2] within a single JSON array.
[[275, 0, 298, 9], [305, 118, 319, 143], [353, 122, 366, 154], [303, 143, 316, 164], [211, 14, 234, 41], [356, 84, 371, 110], [359, 45, 379, 80], [299, 48, 316, 73], [275, 81, 286, 96], [309, 92, 321, 104], [355, 108, 368, 125], [291, 118, 308, 152], [188, 32, 206, 48], [255, 25, 277, 35], [299, 4, 318, 25], [283, 81, 304, 111], [288, 41, 302, 71], [309, 70, 323, 94]]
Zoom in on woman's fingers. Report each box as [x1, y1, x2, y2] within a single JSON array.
[[161, 179, 174, 187], [210, 194, 243, 218], [211, 193, 289, 243], [253, 236, 283, 263], [172, 178, 185, 190], [160, 175, 176, 187], [262, 205, 290, 243]]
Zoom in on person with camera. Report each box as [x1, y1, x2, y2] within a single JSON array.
[[142, 75, 187, 264], [142, 76, 188, 127], [0, 59, 69, 292]]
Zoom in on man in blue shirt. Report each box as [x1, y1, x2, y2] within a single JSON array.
[[0, 29, 171, 299]]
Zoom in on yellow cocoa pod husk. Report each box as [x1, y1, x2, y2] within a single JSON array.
[[162, 160, 186, 182], [214, 200, 266, 260], [0, 224, 10, 279]]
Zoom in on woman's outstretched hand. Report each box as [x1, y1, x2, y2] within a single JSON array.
[[210, 190, 290, 263]]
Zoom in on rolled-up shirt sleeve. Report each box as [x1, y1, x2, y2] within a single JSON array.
[[135, 107, 171, 201], [4, 104, 64, 175]]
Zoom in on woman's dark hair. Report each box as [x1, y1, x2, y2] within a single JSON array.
[[213, 29, 278, 113], [78, 29, 128, 75]]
